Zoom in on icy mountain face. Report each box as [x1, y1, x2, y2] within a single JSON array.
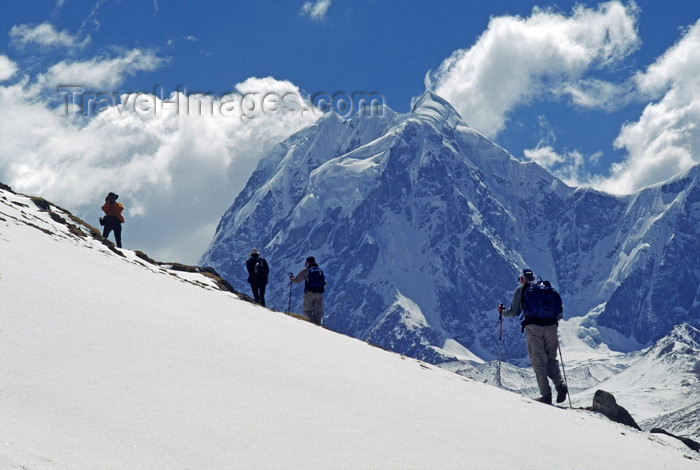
[[532, 165, 700, 349], [202, 93, 528, 362], [201, 91, 700, 362], [594, 173, 700, 346], [201, 107, 401, 285]]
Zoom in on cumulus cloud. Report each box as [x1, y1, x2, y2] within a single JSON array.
[[300, 0, 331, 21], [9, 22, 90, 50], [0, 55, 18, 81], [0, 50, 318, 263], [596, 20, 700, 194], [425, 1, 640, 138]]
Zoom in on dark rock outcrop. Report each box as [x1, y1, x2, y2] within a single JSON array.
[[650, 428, 700, 452], [592, 390, 641, 430]]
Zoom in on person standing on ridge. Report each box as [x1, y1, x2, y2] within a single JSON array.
[[246, 248, 269, 307], [101, 192, 124, 248], [498, 268, 568, 404], [290, 256, 326, 326]]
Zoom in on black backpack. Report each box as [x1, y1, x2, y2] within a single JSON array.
[[307, 266, 325, 292], [253, 258, 269, 282], [523, 278, 563, 320]]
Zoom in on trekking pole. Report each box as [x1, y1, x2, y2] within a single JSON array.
[[497, 311, 503, 388], [287, 273, 293, 312], [557, 341, 573, 408]]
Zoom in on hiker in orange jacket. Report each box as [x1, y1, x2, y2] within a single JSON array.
[[101, 192, 124, 248]]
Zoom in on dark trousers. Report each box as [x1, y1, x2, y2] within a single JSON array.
[[250, 283, 266, 307], [102, 216, 122, 248]]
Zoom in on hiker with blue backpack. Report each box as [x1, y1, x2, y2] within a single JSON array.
[[246, 248, 269, 307], [498, 268, 568, 405], [289, 256, 326, 325]]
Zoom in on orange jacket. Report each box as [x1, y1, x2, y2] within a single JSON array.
[[102, 201, 125, 223]]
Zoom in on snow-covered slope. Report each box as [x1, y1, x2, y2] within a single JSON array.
[[3, 188, 699, 468]]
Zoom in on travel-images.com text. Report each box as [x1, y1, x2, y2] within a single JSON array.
[[58, 86, 386, 120]]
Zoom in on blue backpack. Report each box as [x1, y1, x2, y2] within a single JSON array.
[[523, 278, 563, 320], [307, 266, 325, 292]]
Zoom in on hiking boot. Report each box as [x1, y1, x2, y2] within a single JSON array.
[[556, 385, 568, 404], [534, 393, 552, 405]]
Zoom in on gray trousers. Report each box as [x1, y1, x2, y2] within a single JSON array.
[[525, 323, 564, 396], [303, 292, 324, 325]]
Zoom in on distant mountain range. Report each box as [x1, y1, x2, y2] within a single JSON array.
[[200, 91, 700, 364]]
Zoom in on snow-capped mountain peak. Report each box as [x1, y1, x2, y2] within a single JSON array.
[[409, 90, 465, 129], [202, 90, 700, 363]]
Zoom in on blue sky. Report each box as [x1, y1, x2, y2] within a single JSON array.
[[1, 0, 699, 263]]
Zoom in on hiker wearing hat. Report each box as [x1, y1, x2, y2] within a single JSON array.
[[498, 268, 568, 404], [289, 256, 326, 325], [246, 248, 269, 306], [101, 192, 125, 248]]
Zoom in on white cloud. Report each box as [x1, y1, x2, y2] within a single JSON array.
[[9, 22, 90, 50], [0, 55, 18, 81], [523, 115, 602, 188], [300, 0, 331, 22], [562, 78, 632, 110], [524, 145, 566, 167], [0, 55, 318, 263], [595, 19, 700, 194], [524, 145, 605, 188], [38, 49, 167, 90], [425, 0, 699, 196], [426, 1, 640, 138], [77, 0, 108, 38]]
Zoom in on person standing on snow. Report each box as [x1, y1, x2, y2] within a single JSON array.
[[246, 248, 269, 307], [289, 256, 326, 326], [498, 268, 568, 404], [101, 192, 124, 248]]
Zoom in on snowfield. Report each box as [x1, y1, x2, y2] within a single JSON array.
[[2, 188, 699, 469]]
